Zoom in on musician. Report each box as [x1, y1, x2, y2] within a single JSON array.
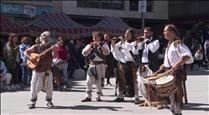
[[136, 27, 166, 109], [111, 28, 140, 104], [81, 31, 110, 102], [161, 24, 193, 115], [24, 31, 55, 109], [103, 33, 115, 86], [132, 36, 144, 68]]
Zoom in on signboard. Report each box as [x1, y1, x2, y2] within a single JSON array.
[[0, 3, 52, 16], [24, 5, 36, 17], [138, 0, 147, 13], [0, 3, 23, 14]]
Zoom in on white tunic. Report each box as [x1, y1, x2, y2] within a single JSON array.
[[164, 42, 193, 67], [132, 41, 144, 55], [111, 41, 135, 63], [141, 38, 160, 63], [82, 43, 110, 61]]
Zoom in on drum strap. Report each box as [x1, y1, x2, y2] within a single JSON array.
[[166, 42, 182, 68], [166, 43, 172, 67]]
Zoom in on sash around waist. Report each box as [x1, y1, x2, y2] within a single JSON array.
[[90, 61, 104, 65]]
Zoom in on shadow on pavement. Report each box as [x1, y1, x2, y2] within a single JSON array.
[[48, 105, 122, 111], [186, 69, 209, 76], [183, 103, 209, 111]]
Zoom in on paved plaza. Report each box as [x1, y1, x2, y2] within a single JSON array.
[[1, 69, 209, 115]]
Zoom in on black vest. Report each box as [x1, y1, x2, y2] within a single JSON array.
[[89, 45, 105, 61], [146, 38, 160, 72]]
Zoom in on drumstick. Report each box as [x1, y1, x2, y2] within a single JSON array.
[[145, 69, 172, 81], [152, 69, 163, 76], [145, 69, 162, 79]]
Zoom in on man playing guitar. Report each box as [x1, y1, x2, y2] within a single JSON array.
[[24, 31, 55, 109]]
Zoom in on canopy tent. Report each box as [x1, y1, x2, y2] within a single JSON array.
[[0, 15, 25, 34], [91, 16, 142, 36], [26, 13, 88, 38]]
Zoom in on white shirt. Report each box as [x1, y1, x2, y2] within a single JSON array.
[[82, 43, 110, 61], [111, 41, 135, 63], [164, 42, 193, 67], [142, 38, 160, 63], [132, 41, 144, 55]]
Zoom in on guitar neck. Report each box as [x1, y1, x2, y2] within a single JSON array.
[[40, 45, 54, 57]]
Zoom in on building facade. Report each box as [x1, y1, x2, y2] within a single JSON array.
[[1, 0, 56, 25], [1, 0, 208, 36], [58, 0, 169, 30], [1, 0, 169, 34]]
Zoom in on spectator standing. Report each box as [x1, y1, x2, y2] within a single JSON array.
[[53, 36, 69, 88], [19, 36, 31, 86], [3, 33, 21, 89]]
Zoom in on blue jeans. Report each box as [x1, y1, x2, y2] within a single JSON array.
[[21, 65, 30, 85]]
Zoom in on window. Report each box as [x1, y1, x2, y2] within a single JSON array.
[[88, 1, 100, 8], [77, 0, 88, 7], [129, 0, 138, 11], [112, 0, 124, 10], [147, 0, 153, 12], [77, 0, 124, 10], [100, 1, 112, 9]]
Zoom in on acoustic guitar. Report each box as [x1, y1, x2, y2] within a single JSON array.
[[27, 38, 59, 70], [27, 46, 54, 70]]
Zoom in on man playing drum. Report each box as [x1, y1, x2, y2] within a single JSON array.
[[161, 24, 193, 115], [135, 27, 166, 109]]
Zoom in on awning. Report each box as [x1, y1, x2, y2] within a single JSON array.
[[26, 13, 88, 37], [0, 15, 25, 34], [91, 16, 129, 35], [91, 16, 142, 36]]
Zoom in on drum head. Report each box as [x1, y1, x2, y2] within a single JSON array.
[[155, 75, 174, 85]]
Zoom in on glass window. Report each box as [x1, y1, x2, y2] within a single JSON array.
[[129, 0, 138, 11], [77, 0, 88, 7], [88, 1, 100, 8], [77, 0, 124, 10], [100, 1, 112, 9], [147, 0, 153, 12], [112, 0, 124, 10]]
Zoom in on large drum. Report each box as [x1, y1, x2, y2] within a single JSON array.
[[154, 75, 177, 97]]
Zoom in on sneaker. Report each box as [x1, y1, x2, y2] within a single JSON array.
[[47, 102, 54, 108], [81, 97, 91, 102], [28, 104, 35, 109], [96, 97, 102, 102], [113, 97, 124, 102]]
